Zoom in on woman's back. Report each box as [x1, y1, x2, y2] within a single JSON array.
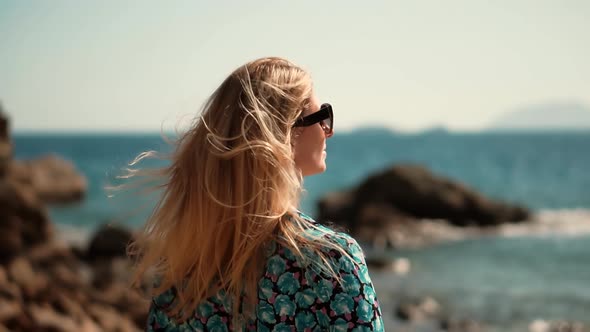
[[146, 213, 384, 331]]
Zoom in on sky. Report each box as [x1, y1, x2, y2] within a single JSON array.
[[1, 0, 589, 132]]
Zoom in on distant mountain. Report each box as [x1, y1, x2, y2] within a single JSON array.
[[349, 126, 397, 136], [490, 102, 590, 131]]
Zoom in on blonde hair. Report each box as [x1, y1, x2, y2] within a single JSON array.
[[126, 57, 349, 325]]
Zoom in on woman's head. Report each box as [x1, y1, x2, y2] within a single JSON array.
[[201, 56, 332, 179], [190, 56, 326, 214]]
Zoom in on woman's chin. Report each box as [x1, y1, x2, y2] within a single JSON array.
[[301, 163, 327, 177]]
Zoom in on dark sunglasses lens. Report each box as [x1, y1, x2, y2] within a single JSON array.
[[323, 117, 332, 131], [321, 104, 333, 133]]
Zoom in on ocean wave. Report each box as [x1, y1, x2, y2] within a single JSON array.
[[495, 208, 590, 238], [363, 208, 590, 250], [54, 223, 95, 247]]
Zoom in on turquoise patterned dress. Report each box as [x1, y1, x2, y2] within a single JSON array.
[[146, 213, 384, 331]]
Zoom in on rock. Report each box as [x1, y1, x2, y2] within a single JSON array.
[[365, 256, 411, 275], [0, 279, 21, 300], [0, 216, 23, 261], [6, 160, 31, 185], [0, 112, 149, 331], [0, 142, 10, 178], [529, 319, 587, 332], [86, 224, 133, 262], [391, 257, 411, 275], [0, 108, 10, 177], [29, 303, 80, 332], [50, 262, 85, 288], [88, 303, 140, 332], [530, 319, 552, 332], [0, 103, 9, 141], [318, 164, 531, 247], [11, 155, 87, 204], [395, 296, 442, 322], [27, 241, 77, 267], [87, 280, 149, 328], [317, 190, 356, 230], [0, 298, 21, 323], [355, 164, 529, 226], [7, 257, 49, 300], [48, 290, 87, 321], [79, 317, 103, 332], [440, 317, 484, 332], [0, 179, 51, 261], [7, 257, 35, 290]]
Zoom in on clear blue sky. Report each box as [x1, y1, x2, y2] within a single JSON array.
[[1, 0, 589, 132]]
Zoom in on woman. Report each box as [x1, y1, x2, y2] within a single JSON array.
[[130, 57, 384, 331]]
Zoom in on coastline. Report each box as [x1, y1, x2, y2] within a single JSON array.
[[47, 208, 590, 332], [53, 208, 590, 247]]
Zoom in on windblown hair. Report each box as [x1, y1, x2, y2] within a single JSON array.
[[126, 57, 349, 325]]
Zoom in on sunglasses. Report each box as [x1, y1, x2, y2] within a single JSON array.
[[293, 103, 334, 137]]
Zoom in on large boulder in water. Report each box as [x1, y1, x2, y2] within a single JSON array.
[[10, 155, 87, 204], [318, 164, 530, 247], [86, 224, 133, 262], [354, 164, 530, 226]]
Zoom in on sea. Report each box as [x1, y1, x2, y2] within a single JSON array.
[[13, 130, 590, 331]]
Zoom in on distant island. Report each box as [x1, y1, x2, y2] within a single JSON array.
[[489, 101, 590, 131]]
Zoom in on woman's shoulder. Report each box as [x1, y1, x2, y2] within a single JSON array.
[[298, 211, 364, 257], [272, 211, 367, 269]]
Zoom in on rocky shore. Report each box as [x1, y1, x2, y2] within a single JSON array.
[[0, 110, 148, 331]]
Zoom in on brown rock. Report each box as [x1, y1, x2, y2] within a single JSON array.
[[318, 164, 531, 247], [0, 103, 9, 141], [0, 108, 10, 177], [51, 262, 85, 288], [0, 142, 11, 178], [27, 241, 77, 267], [87, 280, 149, 329], [317, 190, 356, 229], [6, 160, 31, 186], [88, 303, 140, 332], [440, 317, 484, 332], [0, 216, 22, 261], [7, 257, 35, 288], [29, 303, 80, 332], [4, 308, 33, 331], [22, 154, 87, 204], [354, 164, 529, 226], [0, 279, 21, 300], [8, 257, 49, 300], [49, 290, 87, 321], [395, 296, 442, 322], [79, 317, 103, 332], [0, 179, 51, 261], [86, 224, 133, 262], [0, 298, 21, 323]]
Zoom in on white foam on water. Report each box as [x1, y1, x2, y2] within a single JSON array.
[[495, 208, 590, 238], [54, 223, 95, 248]]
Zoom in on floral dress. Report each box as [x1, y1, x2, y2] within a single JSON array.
[[146, 213, 384, 331]]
